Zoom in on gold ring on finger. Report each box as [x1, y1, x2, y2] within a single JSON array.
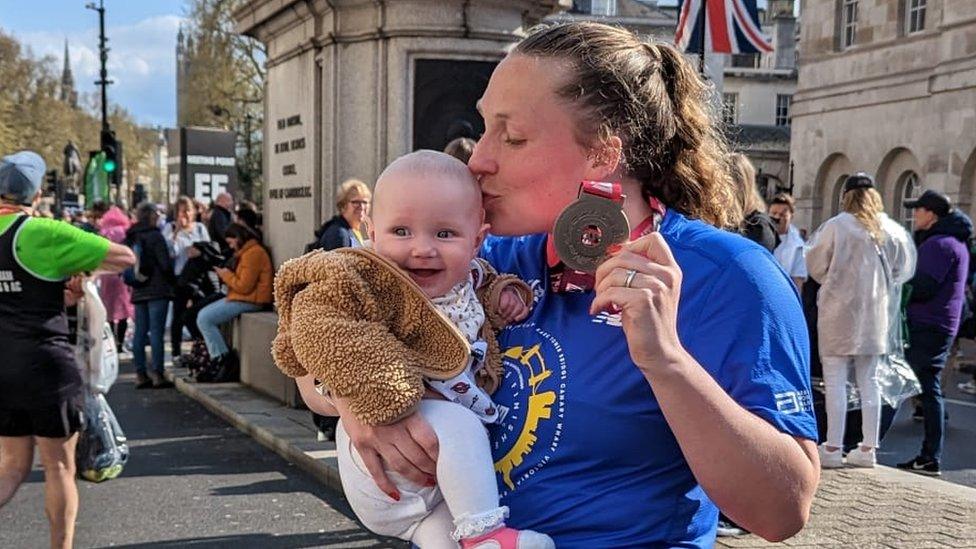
[[624, 269, 638, 289]]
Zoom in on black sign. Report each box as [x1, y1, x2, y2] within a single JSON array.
[[166, 127, 238, 202]]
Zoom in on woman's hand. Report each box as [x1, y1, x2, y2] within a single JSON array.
[[335, 398, 439, 501], [214, 266, 231, 278], [589, 233, 687, 373]]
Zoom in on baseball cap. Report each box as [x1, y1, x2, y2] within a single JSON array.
[[842, 172, 875, 193], [904, 189, 952, 217], [0, 151, 46, 205]]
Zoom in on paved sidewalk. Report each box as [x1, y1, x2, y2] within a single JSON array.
[[165, 367, 976, 548]]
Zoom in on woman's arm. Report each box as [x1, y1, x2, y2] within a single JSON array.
[[642, 353, 818, 541], [591, 234, 819, 542]]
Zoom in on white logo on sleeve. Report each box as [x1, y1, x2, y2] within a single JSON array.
[[774, 390, 813, 415]]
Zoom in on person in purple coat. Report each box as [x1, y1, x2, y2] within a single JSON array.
[[898, 190, 972, 476]]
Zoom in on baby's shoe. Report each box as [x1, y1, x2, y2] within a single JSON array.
[[460, 526, 555, 549], [846, 444, 876, 468], [818, 444, 844, 469]]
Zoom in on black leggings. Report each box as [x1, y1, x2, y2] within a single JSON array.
[[111, 319, 128, 348], [171, 286, 204, 358]]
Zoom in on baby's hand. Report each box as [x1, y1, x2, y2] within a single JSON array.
[[497, 287, 530, 325]]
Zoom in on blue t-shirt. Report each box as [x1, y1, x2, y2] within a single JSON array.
[[481, 210, 817, 548]]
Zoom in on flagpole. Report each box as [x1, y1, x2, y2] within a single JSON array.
[[698, 0, 707, 75]]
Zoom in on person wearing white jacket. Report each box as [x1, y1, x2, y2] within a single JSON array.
[[806, 173, 916, 468]]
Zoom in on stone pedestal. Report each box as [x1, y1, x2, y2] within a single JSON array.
[[235, 0, 568, 266]]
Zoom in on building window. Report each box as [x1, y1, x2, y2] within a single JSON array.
[[775, 94, 792, 126], [898, 171, 921, 231], [590, 0, 616, 16], [722, 93, 738, 125], [731, 53, 760, 69], [906, 0, 926, 34], [842, 0, 858, 48]]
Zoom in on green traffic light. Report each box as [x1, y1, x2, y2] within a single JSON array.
[[103, 159, 116, 173]]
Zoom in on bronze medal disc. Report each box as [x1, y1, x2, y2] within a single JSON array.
[[552, 194, 630, 273]]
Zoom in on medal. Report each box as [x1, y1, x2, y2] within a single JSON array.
[[552, 181, 630, 273]]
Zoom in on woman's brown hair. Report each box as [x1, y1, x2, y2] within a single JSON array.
[[514, 22, 737, 228]]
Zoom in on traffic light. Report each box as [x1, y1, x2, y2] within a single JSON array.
[[102, 130, 122, 173]]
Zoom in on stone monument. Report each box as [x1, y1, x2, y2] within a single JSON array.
[[234, 0, 569, 266]]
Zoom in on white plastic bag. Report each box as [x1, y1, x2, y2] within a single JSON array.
[[75, 279, 119, 393]]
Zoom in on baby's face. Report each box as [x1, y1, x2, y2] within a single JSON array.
[[371, 170, 487, 298]]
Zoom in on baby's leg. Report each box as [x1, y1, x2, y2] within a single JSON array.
[[410, 501, 459, 549], [417, 399, 501, 527], [418, 400, 552, 548]]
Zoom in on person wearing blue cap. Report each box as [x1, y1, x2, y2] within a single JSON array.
[[0, 151, 136, 549]]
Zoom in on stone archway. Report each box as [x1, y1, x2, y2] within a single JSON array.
[[875, 147, 923, 214], [813, 153, 853, 227]]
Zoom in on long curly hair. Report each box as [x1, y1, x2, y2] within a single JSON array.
[[513, 22, 738, 228]]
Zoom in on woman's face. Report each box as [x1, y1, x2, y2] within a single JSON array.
[[226, 236, 240, 251], [341, 192, 370, 226], [177, 204, 194, 228], [468, 55, 609, 236]]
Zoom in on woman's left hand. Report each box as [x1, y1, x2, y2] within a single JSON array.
[[214, 267, 230, 278], [589, 233, 687, 374]]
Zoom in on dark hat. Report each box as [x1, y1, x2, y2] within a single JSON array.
[[842, 172, 875, 193], [904, 189, 952, 217]]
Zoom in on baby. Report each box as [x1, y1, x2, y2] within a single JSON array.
[[284, 151, 553, 549]]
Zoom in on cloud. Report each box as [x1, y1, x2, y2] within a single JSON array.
[[13, 14, 184, 127]]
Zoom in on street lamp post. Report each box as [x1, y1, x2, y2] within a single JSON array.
[[86, 0, 112, 132]]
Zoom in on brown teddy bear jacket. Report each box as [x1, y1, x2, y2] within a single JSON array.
[[272, 247, 533, 426]]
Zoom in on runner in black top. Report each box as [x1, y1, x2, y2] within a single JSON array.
[[0, 151, 135, 549]]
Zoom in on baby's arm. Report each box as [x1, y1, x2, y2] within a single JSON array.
[[471, 258, 535, 329], [295, 373, 339, 416]]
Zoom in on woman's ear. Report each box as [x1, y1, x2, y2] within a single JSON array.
[[583, 136, 623, 181]]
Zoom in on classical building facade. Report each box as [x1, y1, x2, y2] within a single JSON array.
[[234, 0, 568, 265], [790, 0, 976, 232], [720, 0, 798, 198]]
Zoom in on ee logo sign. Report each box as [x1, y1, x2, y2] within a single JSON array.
[[193, 173, 229, 203]]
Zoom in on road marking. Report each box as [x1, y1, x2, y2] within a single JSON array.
[[945, 398, 976, 409]]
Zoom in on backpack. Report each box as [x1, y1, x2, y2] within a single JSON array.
[[122, 240, 149, 287]]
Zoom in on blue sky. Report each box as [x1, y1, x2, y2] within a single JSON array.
[[0, 0, 184, 127]]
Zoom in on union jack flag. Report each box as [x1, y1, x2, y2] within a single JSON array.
[[674, 0, 773, 55]]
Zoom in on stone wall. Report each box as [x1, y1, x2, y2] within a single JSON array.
[[790, 0, 976, 232]]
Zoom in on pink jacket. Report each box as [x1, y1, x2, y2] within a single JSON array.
[[98, 206, 134, 322]]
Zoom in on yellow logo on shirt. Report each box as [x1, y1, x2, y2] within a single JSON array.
[[494, 343, 557, 490]]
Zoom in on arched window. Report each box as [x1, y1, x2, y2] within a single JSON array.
[[898, 171, 921, 231]]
